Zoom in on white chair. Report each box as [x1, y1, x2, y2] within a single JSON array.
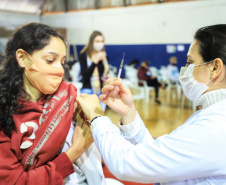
[[159, 65, 181, 100], [124, 65, 155, 102], [163, 65, 181, 100], [108, 64, 117, 78], [121, 79, 132, 89], [166, 80, 182, 100], [128, 74, 146, 100], [158, 65, 168, 83], [68, 62, 83, 96], [138, 79, 154, 103], [124, 65, 145, 100], [69, 62, 82, 82], [149, 66, 159, 79]]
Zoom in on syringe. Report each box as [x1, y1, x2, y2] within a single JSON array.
[[114, 52, 125, 93]]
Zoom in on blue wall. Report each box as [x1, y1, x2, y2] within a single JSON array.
[[75, 44, 190, 78]]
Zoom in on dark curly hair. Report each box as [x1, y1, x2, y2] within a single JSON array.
[[0, 23, 66, 137], [194, 24, 226, 63]]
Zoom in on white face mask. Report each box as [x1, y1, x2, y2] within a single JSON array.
[[93, 43, 104, 52], [179, 61, 213, 105]]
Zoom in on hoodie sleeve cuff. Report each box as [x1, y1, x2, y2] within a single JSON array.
[[52, 152, 74, 179]]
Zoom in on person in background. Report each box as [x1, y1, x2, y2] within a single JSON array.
[[137, 60, 161, 104], [63, 62, 72, 82], [0, 23, 94, 185], [67, 54, 77, 70], [127, 59, 139, 69], [76, 24, 226, 184], [68, 54, 82, 82], [79, 31, 109, 111], [167, 56, 179, 85], [79, 31, 109, 95]]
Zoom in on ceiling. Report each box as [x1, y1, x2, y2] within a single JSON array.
[[0, 0, 44, 14], [0, 0, 170, 15]]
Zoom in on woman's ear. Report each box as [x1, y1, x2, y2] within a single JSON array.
[[16, 49, 26, 68], [211, 58, 224, 79]]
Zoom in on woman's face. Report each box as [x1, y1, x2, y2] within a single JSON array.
[[22, 36, 66, 96], [92, 35, 105, 52], [93, 35, 104, 45], [31, 36, 66, 68], [186, 39, 212, 84]]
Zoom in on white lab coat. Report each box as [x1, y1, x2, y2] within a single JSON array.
[[91, 89, 226, 184]]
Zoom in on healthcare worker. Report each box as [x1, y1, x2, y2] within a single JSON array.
[[76, 24, 226, 184]]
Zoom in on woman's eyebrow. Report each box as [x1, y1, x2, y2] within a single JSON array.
[[46, 52, 59, 57], [45, 52, 66, 59]]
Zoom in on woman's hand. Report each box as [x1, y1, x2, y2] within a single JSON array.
[[65, 108, 94, 163], [99, 78, 136, 125], [92, 51, 107, 64], [76, 94, 104, 121]]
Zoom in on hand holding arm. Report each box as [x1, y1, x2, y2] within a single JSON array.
[[76, 94, 104, 121], [92, 51, 107, 64], [65, 107, 94, 163]]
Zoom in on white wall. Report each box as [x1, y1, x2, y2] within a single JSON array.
[[0, 38, 8, 53], [0, 11, 39, 30], [41, 0, 226, 45], [0, 11, 39, 53]]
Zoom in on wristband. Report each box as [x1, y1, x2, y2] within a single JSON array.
[[91, 116, 101, 123]]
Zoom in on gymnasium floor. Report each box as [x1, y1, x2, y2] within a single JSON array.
[[105, 87, 195, 138]]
